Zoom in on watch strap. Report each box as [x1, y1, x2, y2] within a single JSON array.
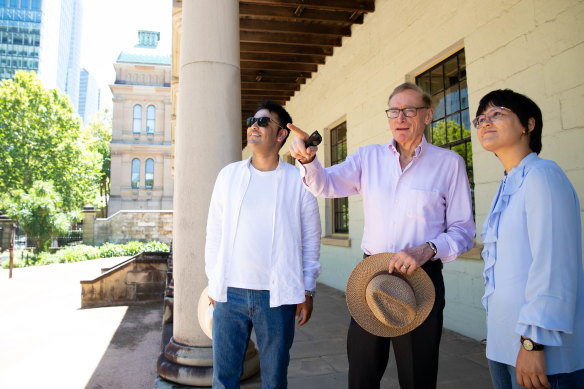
[[426, 241, 437, 258]]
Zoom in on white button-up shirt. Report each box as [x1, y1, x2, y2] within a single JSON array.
[[205, 157, 321, 307]]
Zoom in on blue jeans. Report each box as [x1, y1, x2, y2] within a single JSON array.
[[488, 359, 584, 389], [212, 287, 296, 389]]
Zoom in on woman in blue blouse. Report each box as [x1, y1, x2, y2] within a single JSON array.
[[475, 89, 584, 389]]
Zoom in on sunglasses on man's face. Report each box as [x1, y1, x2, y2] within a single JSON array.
[[246, 116, 284, 129]]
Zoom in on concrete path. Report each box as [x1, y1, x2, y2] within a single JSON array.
[[1, 259, 492, 389], [289, 283, 492, 388], [0, 257, 162, 389]]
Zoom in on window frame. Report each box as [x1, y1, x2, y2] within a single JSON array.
[[131, 158, 140, 189], [132, 104, 142, 134], [145, 158, 154, 189], [329, 121, 349, 234], [146, 105, 155, 134], [415, 48, 475, 215]]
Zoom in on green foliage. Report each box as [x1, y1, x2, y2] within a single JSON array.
[[0, 71, 103, 211], [84, 110, 112, 180], [30, 240, 170, 266], [98, 242, 126, 258], [144, 241, 170, 252], [430, 119, 474, 188], [1, 256, 26, 269], [122, 241, 146, 256], [1, 181, 71, 252]]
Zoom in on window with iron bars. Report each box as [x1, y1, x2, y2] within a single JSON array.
[[416, 49, 475, 215]]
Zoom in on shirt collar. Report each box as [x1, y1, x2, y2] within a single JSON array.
[[388, 136, 427, 158]]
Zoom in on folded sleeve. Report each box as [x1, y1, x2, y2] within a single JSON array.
[[434, 154, 476, 262], [516, 165, 581, 346], [300, 187, 322, 291]]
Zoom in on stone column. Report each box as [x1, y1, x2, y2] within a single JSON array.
[[157, 1, 259, 386], [82, 206, 96, 246]]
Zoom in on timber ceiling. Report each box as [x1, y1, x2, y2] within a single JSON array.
[[239, 0, 375, 148]]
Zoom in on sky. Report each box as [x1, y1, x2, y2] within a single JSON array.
[[80, 0, 172, 111]]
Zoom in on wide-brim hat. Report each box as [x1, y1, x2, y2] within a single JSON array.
[[346, 253, 435, 337], [197, 286, 214, 340]]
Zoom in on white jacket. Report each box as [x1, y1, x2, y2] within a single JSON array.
[[205, 157, 321, 307]]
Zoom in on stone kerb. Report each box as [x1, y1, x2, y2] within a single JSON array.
[[80, 252, 169, 308]]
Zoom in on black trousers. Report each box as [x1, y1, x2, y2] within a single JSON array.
[[347, 258, 446, 389]]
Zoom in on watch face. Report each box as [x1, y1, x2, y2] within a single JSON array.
[[522, 339, 534, 351]]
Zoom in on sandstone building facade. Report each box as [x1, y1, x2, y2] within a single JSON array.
[[108, 30, 173, 216]]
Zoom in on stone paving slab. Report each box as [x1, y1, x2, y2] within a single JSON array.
[[1, 260, 492, 388]]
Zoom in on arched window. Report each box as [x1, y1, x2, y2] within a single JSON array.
[[146, 105, 156, 134], [131, 158, 140, 189], [145, 158, 154, 189], [133, 105, 142, 133]]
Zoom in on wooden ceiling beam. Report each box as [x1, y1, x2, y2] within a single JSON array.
[[241, 73, 308, 85], [241, 51, 325, 65], [240, 31, 342, 46], [239, 3, 364, 24], [241, 42, 334, 56], [242, 81, 300, 91], [242, 90, 295, 97], [239, 0, 375, 13], [241, 60, 318, 73], [240, 18, 351, 37]]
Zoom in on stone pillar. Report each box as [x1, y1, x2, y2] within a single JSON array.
[[157, 1, 259, 386], [82, 206, 96, 246]]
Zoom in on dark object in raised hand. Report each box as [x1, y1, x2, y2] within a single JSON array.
[[305, 131, 322, 148]]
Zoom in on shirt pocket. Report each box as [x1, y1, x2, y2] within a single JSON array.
[[406, 188, 445, 226]]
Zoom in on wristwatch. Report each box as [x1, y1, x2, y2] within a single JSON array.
[[521, 337, 544, 351], [426, 241, 437, 258], [305, 290, 316, 298]]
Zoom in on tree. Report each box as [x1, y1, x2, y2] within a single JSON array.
[[0, 70, 103, 211], [1, 181, 71, 253], [82, 110, 112, 209]]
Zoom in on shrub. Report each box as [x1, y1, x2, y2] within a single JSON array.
[[144, 241, 170, 252], [6, 240, 170, 267], [98, 242, 126, 258], [122, 241, 145, 256]]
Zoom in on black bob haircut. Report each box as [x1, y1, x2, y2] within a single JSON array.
[[476, 89, 543, 154], [256, 100, 293, 149]]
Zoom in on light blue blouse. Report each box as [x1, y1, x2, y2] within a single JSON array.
[[481, 152, 584, 374]]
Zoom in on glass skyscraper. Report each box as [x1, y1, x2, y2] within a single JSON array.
[[0, 0, 82, 112], [0, 0, 42, 80]]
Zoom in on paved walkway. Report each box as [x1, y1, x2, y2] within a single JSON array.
[[1, 258, 492, 388]]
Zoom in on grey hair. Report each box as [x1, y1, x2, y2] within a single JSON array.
[[388, 82, 432, 108]]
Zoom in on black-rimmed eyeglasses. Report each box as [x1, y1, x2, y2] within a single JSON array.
[[246, 116, 285, 130], [385, 107, 429, 119]]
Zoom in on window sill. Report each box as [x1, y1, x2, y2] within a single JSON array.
[[322, 235, 351, 247]]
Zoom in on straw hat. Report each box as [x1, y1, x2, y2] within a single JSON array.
[[346, 253, 435, 337], [197, 286, 214, 340]]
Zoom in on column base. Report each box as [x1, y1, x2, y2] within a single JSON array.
[[157, 336, 260, 387]]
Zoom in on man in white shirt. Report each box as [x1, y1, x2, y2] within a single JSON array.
[[205, 101, 321, 389]]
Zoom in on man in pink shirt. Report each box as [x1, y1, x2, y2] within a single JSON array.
[[289, 83, 476, 389]]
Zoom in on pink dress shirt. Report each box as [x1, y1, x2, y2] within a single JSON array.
[[299, 137, 475, 262]]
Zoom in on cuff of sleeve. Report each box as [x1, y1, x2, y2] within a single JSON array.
[[297, 156, 321, 186], [432, 239, 451, 262], [304, 278, 317, 292], [517, 324, 563, 347]]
